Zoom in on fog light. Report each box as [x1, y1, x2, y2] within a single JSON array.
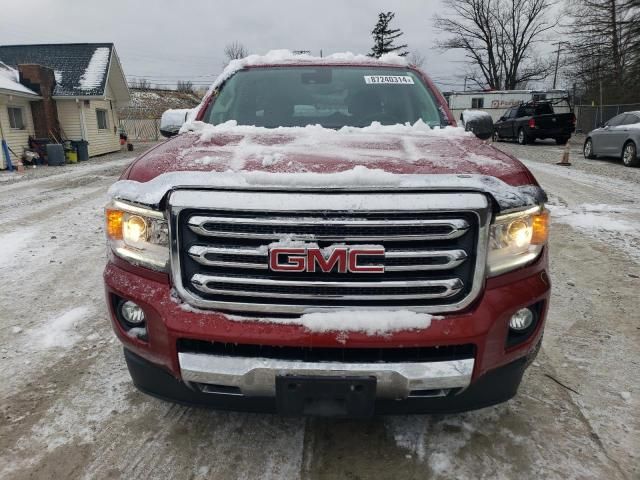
[[509, 308, 534, 331], [120, 301, 145, 325]]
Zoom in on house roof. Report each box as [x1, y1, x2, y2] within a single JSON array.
[[0, 61, 39, 97], [0, 43, 123, 98]]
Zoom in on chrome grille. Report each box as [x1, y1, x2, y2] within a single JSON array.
[[169, 190, 490, 314]]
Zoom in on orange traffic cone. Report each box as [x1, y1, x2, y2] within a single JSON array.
[[557, 142, 571, 166]]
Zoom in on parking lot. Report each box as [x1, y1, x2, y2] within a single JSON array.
[[0, 138, 638, 480]]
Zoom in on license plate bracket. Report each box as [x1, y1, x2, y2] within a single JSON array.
[[275, 375, 376, 417]]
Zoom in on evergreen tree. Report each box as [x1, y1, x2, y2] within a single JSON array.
[[368, 12, 409, 58]]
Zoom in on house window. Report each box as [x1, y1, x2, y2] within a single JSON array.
[[8, 107, 25, 129], [96, 109, 108, 130], [471, 98, 484, 109]]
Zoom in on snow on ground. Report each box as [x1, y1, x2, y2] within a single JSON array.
[[0, 141, 638, 479], [29, 306, 90, 349]]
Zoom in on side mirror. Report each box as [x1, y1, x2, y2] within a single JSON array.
[[160, 108, 191, 138], [461, 110, 494, 140]]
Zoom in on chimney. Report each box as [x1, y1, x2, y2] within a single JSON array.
[[18, 64, 61, 140]]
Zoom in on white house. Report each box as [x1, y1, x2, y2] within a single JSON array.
[[0, 62, 39, 169], [0, 43, 130, 161], [445, 89, 571, 122]]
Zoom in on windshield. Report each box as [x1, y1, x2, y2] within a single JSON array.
[[203, 67, 448, 129]]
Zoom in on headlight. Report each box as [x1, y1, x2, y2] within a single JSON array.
[[105, 201, 169, 271], [487, 206, 548, 276]]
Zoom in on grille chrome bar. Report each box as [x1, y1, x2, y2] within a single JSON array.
[[191, 274, 463, 300], [188, 245, 468, 272], [169, 190, 491, 315], [187, 215, 470, 241]]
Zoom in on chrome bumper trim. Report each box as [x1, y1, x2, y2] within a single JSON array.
[[178, 352, 475, 398]]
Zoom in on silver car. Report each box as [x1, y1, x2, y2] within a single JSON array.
[[584, 111, 640, 167]]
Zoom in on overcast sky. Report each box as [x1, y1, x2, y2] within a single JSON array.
[[0, 0, 560, 92]]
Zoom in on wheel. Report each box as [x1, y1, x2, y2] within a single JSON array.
[[583, 138, 595, 159], [555, 136, 569, 145], [517, 128, 529, 145], [622, 141, 639, 167]]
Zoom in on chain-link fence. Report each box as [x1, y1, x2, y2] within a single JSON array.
[[575, 103, 640, 133], [118, 118, 161, 141]]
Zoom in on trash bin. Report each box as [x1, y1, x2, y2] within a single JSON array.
[[72, 140, 89, 161], [65, 149, 78, 163], [46, 144, 65, 166]]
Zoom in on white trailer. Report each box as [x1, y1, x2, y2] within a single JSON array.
[[445, 90, 571, 122]]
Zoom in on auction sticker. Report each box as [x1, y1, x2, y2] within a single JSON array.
[[364, 75, 414, 85]]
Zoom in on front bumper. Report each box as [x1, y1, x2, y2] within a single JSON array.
[[105, 250, 550, 415], [125, 348, 532, 415], [179, 351, 474, 398]]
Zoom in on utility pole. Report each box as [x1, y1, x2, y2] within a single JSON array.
[[599, 78, 603, 125], [552, 42, 569, 89]]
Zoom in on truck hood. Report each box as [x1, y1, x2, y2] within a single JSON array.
[[125, 123, 535, 186], [113, 122, 545, 210]]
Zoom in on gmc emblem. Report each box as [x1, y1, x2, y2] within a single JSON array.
[[269, 247, 385, 273]]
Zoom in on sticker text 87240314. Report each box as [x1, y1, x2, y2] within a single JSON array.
[[364, 75, 415, 85]]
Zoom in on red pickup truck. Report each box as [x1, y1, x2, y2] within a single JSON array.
[[104, 52, 550, 417]]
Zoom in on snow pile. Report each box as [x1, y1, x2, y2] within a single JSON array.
[[0, 228, 35, 266], [0, 61, 38, 95], [547, 204, 637, 232], [30, 306, 90, 349], [79, 47, 110, 90], [460, 109, 491, 124], [227, 310, 441, 335], [183, 118, 469, 141]]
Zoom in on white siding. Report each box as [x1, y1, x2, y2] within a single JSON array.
[[56, 86, 122, 157], [0, 95, 36, 169], [85, 83, 121, 157], [56, 100, 84, 140]]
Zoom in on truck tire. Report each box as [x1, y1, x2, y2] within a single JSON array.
[[517, 128, 530, 145], [583, 138, 596, 159], [555, 137, 569, 145], [622, 141, 639, 167]]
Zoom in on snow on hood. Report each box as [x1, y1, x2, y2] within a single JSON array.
[[110, 167, 545, 213], [111, 118, 544, 211]]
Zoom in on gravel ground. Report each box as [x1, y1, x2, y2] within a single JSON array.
[[0, 138, 637, 479]]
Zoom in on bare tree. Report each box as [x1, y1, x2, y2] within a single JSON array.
[[176, 80, 194, 93], [224, 41, 248, 63], [408, 52, 426, 68], [434, 0, 556, 90], [128, 78, 151, 89], [564, 0, 640, 103]]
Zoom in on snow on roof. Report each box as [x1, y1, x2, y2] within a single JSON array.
[[0, 43, 114, 96], [0, 61, 38, 96], [79, 47, 110, 90]]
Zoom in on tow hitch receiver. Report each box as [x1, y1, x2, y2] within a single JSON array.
[[275, 376, 376, 417]]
